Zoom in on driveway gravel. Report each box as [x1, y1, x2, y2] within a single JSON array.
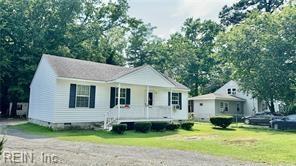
[[0, 120, 266, 166]]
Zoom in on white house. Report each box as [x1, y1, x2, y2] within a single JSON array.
[[29, 54, 189, 130], [189, 80, 281, 121]]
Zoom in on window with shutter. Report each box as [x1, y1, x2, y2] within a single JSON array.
[[76, 85, 90, 108]]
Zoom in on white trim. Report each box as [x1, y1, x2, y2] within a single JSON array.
[[57, 77, 106, 84], [112, 65, 175, 88], [75, 84, 91, 108], [117, 83, 121, 120]]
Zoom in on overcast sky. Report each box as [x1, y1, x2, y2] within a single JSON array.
[[128, 0, 238, 39]]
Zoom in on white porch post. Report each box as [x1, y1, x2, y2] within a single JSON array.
[[146, 86, 149, 119], [170, 88, 173, 119], [117, 83, 121, 120]]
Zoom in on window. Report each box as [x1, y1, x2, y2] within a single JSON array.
[[220, 102, 224, 112], [17, 104, 23, 110], [232, 88, 236, 95], [148, 92, 153, 106], [224, 103, 229, 112], [237, 103, 240, 112], [199, 103, 203, 106], [115, 88, 127, 105], [220, 102, 229, 112], [227, 89, 231, 94], [76, 85, 90, 107], [172, 93, 179, 106]]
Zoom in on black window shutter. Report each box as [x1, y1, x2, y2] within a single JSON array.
[[69, 84, 76, 108], [179, 93, 182, 110], [168, 92, 171, 106], [89, 85, 96, 108], [110, 87, 116, 108], [148, 92, 153, 105], [126, 88, 131, 105]]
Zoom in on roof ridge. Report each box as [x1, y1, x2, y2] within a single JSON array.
[[43, 54, 131, 69]]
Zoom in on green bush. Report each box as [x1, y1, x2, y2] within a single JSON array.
[[210, 116, 233, 128], [134, 122, 152, 133], [120, 122, 134, 130], [111, 124, 127, 134], [166, 122, 180, 130], [181, 121, 194, 130], [151, 122, 168, 131]]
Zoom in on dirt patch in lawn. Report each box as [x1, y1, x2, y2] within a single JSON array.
[[165, 135, 218, 141], [225, 138, 258, 145]]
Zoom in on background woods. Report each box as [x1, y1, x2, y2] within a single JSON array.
[[0, 0, 295, 116]]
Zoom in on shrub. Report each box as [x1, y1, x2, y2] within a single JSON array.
[[166, 122, 180, 130], [210, 116, 233, 128], [120, 122, 135, 130], [134, 122, 152, 133], [151, 122, 168, 131], [181, 121, 194, 130], [0, 137, 5, 156], [111, 124, 127, 134]]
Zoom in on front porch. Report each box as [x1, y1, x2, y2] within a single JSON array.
[[104, 83, 179, 129]]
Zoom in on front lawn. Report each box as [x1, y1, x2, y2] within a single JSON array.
[[12, 122, 296, 164]]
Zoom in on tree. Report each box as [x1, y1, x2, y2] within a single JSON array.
[[126, 18, 155, 67], [219, 0, 286, 26], [215, 6, 296, 113], [0, 0, 130, 117], [180, 18, 223, 95]]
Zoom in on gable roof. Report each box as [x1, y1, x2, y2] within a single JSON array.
[[189, 93, 245, 102], [43, 54, 188, 90]]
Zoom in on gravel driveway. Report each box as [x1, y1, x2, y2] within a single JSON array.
[[0, 120, 265, 166]]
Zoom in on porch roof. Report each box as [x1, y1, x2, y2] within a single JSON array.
[[189, 93, 245, 102]]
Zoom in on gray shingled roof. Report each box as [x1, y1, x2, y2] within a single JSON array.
[[189, 93, 245, 101], [44, 54, 188, 90]]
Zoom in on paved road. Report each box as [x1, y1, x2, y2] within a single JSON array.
[[0, 120, 266, 166]]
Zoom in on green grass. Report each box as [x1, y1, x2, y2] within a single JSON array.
[[12, 122, 296, 164]]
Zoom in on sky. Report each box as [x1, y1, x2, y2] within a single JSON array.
[[128, 0, 238, 39]]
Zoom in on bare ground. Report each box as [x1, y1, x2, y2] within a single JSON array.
[[0, 120, 266, 166]]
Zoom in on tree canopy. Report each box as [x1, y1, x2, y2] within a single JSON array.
[[215, 6, 296, 112], [219, 0, 286, 26], [0, 0, 295, 116]]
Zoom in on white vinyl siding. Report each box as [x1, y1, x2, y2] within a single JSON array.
[[53, 80, 188, 123], [29, 57, 56, 122]]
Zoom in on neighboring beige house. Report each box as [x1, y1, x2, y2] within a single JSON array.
[[29, 54, 189, 130], [189, 80, 281, 121], [189, 93, 245, 121]]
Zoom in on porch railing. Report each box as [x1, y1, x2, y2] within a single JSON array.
[[104, 105, 172, 129]]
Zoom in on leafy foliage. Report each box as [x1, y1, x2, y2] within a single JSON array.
[[112, 124, 127, 134], [210, 116, 233, 128], [151, 122, 168, 132], [181, 121, 194, 130], [0, 0, 130, 116], [219, 0, 285, 26], [0, 137, 5, 156], [166, 122, 180, 131], [215, 6, 296, 112], [134, 122, 152, 133]]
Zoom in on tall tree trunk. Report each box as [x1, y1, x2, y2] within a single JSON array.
[[0, 85, 9, 117], [10, 101, 17, 117], [268, 101, 275, 114]]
